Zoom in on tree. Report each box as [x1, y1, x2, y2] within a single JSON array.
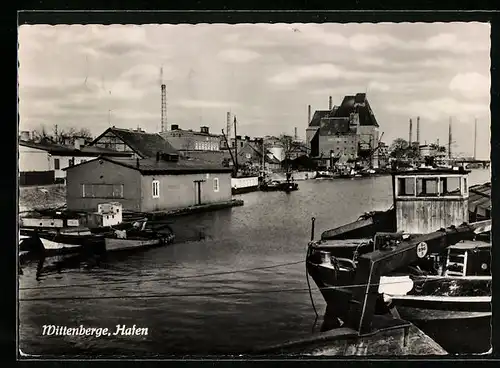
[[31, 124, 94, 144], [278, 134, 294, 157], [389, 138, 409, 159]]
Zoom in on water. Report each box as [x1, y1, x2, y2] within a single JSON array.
[[18, 169, 491, 357]]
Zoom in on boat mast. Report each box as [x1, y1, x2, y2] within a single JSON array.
[[221, 129, 237, 170], [233, 116, 239, 173], [261, 138, 265, 174]]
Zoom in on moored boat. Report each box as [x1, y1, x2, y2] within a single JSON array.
[[259, 180, 299, 192], [306, 166, 492, 354], [102, 221, 175, 252]]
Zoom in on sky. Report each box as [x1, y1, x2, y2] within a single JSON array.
[[18, 22, 491, 159]]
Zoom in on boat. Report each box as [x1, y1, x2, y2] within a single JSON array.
[[316, 170, 336, 179], [306, 166, 492, 354], [231, 175, 260, 195], [259, 178, 299, 192], [102, 221, 175, 252]]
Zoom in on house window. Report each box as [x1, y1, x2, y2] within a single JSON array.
[[397, 177, 415, 196], [213, 178, 219, 192], [81, 184, 124, 198], [54, 158, 60, 170], [152, 180, 160, 198]]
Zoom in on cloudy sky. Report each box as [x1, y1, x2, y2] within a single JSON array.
[[18, 22, 490, 159]]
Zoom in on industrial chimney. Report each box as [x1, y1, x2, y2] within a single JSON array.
[[409, 118, 413, 147], [329, 96, 333, 110], [294, 127, 298, 141], [308, 105, 311, 125], [416, 116, 420, 145]]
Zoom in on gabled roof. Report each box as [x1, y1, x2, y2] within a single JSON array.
[[19, 140, 133, 157], [180, 150, 233, 165], [91, 127, 178, 158], [64, 155, 233, 175]]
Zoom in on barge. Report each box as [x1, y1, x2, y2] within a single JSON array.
[[306, 167, 492, 354]]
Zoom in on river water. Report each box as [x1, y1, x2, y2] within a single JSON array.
[[18, 169, 491, 357]]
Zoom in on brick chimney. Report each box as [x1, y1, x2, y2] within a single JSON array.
[[329, 96, 333, 110], [200, 126, 209, 134], [171, 124, 179, 130]]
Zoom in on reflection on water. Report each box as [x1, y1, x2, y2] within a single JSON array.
[[18, 170, 491, 357]]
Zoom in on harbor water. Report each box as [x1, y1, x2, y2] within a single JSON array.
[[18, 169, 491, 357]]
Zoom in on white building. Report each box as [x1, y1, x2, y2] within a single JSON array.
[[19, 139, 133, 186]]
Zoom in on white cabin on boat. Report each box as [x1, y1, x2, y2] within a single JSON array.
[[393, 167, 469, 234], [85, 202, 123, 228]]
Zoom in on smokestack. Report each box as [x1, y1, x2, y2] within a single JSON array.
[[474, 118, 477, 160], [409, 118, 413, 146], [308, 105, 311, 125], [416, 116, 420, 145], [294, 127, 298, 140], [329, 96, 333, 110]]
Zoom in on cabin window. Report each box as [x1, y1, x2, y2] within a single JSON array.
[[397, 177, 415, 196], [213, 178, 219, 192], [439, 177, 461, 196], [152, 180, 160, 198], [416, 178, 439, 197], [81, 184, 124, 198], [54, 158, 60, 170]]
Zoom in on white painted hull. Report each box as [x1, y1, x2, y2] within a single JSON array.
[[104, 237, 162, 252], [39, 237, 82, 250]]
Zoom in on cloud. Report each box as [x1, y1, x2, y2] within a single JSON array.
[[18, 23, 490, 160], [449, 72, 490, 99], [217, 48, 261, 63], [424, 33, 489, 54], [386, 97, 488, 122], [269, 64, 342, 85], [368, 81, 391, 92], [174, 99, 239, 109]]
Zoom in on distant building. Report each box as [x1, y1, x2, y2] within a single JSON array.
[[64, 155, 233, 212], [161, 125, 221, 152], [90, 127, 179, 159], [19, 139, 132, 186], [306, 93, 380, 168], [236, 139, 281, 171]]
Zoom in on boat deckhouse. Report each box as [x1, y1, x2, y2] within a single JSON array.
[[393, 167, 470, 234]]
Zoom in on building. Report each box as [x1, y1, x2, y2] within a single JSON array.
[[161, 125, 221, 152], [90, 127, 179, 159], [19, 139, 132, 186], [64, 154, 233, 212], [377, 142, 389, 169], [306, 93, 380, 168], [236, 139, 281, 171]]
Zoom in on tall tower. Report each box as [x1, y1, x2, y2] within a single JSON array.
[[160, 67, 167, 133], [226, 112, 231, 139]]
